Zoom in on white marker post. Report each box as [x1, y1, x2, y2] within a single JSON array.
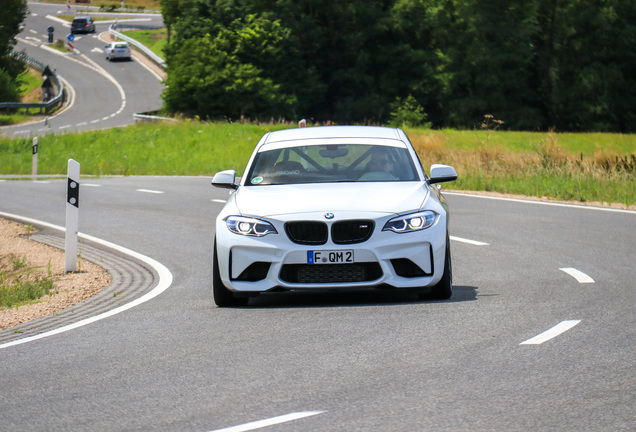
[[65, 159, 80, 273], [32, 137, 38, 181]]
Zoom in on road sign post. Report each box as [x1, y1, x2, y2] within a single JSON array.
[[32, 137, 38, 181], [67, 33, 75, 52], [65, 159, 80, 273]]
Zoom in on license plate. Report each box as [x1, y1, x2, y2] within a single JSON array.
[[308, 250, 354, 264]]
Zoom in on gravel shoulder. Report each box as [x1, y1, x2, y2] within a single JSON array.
[[0, 218, 111, 330]]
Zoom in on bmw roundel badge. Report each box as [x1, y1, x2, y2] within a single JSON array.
[[324, 213, 335, 219]]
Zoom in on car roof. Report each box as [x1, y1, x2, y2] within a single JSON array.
[[261, 126, 407, 144]]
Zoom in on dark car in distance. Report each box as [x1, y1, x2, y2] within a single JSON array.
[[71, 17, 96, 34]]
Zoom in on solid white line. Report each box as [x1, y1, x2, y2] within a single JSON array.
[[208, 411, 325, 432], [0, 211, 173, 350], [137, 189, 164, 194], [450, 235, 489, 246], [445, 191, 636, 214], [560, 267, 595, 283], [82, 183, 101, 187], [520, 320, 581, 345]]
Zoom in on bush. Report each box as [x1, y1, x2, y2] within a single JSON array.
[[388, 95, 431, 129]]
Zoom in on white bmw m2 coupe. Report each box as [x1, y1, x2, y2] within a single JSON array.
[[211, 126, 458, 306]]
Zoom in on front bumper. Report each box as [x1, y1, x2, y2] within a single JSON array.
[[215, 216, 447, 293]]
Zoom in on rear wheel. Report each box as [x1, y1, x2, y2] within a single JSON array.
[[420, 237, 453, 300], [213, 239, 248, 307]]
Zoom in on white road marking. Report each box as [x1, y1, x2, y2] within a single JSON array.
[[82, 183, 101, 187], [137, 189, 164, 194], [0, 211, 173, 350], [450, 235, 489, 246], [445, 191, 636, 214], [560, 267, 595, 283], [207, 411, 325, 432], [520, 320, 581, 345], [16, 36, 38, 47], [211, 199, 227, 204], [29, 29, 37, 34]]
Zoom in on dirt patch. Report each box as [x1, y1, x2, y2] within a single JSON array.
[[0, 218, 111, 330]]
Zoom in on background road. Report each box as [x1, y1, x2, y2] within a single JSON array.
[[1, 2, 164, 138], [0, 177, 633, 431]]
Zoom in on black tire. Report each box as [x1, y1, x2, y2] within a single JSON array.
[[420, 237, 453, 300], [213, 239, 248, 307]]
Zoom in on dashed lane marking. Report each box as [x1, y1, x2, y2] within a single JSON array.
[[207, 411, 325, 432], [450, 235, 489, 246], [520, 320, 581, 345], [560, 267, 594, 283]]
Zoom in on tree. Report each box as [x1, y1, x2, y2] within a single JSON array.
[[164, 13, 311, 120], [0, 0, 28, 102]]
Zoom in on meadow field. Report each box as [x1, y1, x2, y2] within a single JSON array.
[[1, 121, 634, 207]]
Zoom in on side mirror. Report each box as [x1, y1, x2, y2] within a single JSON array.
[[212, 169, 238, 190], [428, 164, 458, 184]]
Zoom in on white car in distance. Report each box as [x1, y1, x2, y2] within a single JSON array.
[[211, 125, 458, 306], [105, 42, 132, 61]]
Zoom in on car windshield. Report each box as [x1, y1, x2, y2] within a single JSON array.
[[246, 143, 419, 186]]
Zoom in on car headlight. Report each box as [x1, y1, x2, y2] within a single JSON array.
[[226, 216, 278, 237], [383, 211, 438, 233]]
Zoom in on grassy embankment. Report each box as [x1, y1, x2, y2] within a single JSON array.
[[0, 68, 46, 126], [1, 121, 634, 207]]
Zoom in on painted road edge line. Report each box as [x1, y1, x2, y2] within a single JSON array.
[[450, 235, 489, 246], [444, 191, 636, 214], [560, 267, 595, 283], [137, 189, 164, 194], [520, 320, 581, 345], [208, 411, 325, 432], [0, 211, 173, 350]]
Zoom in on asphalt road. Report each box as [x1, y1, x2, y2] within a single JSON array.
[[1, 2, 164, 138], [0, 177, 634, 431]]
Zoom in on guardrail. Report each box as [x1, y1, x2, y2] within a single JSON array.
[[0, 52, 65, 114], [108, 24, 166, 70]]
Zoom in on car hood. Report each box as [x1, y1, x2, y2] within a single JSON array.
[[233, 182, 430, 217]]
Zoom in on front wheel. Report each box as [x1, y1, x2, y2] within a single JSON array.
[[420, 237, 453, 300], [213, 239, 248, 307]]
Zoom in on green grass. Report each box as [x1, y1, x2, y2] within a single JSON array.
[[0, 121, 634, 206], [19, 68, 43, 99], [123, 28, 167, 59], [0, 257, 55, 310], [0, 69, 46, 126]]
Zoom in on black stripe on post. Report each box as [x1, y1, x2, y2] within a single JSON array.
[[67, 178, 79, 207]]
